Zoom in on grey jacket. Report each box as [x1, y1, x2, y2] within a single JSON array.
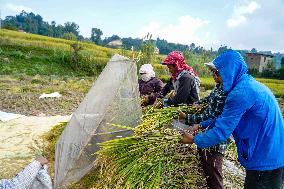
[[165, 71, 199, 106]]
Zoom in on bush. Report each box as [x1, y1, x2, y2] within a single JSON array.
[[3, 24, 18, 31], [278, 68, 284, 80], [183, 50, 213, 77], [51, 49, 71, 64], [136, 34, 157, 67], [9, 50, 25, 58], [158, 74, 171, 83], [62, 32, 77, 41]]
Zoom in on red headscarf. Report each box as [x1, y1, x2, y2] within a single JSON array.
[[162, 51, 198, 80]]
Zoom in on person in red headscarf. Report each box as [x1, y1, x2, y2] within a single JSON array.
[[160, 51, 200, 106]]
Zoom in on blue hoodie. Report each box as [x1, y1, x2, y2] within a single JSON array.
[[194, 50, 284, 171]]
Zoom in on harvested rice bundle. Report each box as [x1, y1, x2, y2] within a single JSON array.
[[136, 105, 203, 134], [94, 129, 207, 189]]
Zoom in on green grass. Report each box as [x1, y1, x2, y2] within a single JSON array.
[[0, 29, 120, 55], [0, 45, 111, 77], [256, 78, 284, 84], [259, 82, 284, 98], [0, 29, 123, 77]]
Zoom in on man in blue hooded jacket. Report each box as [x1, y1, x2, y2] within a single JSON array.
[[181, 50, 284, 189]]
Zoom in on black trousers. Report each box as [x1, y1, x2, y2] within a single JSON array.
[[244, 167, 284, 189], [198, 149, 224, 189]]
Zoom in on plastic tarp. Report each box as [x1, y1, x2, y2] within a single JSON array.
[[0, 111, 25, 122], [39, 92, 62, 99], [54, 54, 142, 188]]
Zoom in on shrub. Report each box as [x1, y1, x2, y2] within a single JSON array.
[[62, 32, 77, 41]]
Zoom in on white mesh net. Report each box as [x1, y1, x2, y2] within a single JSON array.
[[54, 54, 142, 188]]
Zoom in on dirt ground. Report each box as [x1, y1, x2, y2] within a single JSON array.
[[0, 115, 70, 178], [0, 75, 92, 116]]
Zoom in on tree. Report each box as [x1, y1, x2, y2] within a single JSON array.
[[280, 57, 284, 80], [64, 22, 79, 37], [156, 38, 168, 54], [54, 24, 64, 38], [39, 21, 52, 36], [189, 43, 196, 51], [267, 60, 276, 71], [2, 23, 18, 30], [51, 21, 56, 27], [217, 45, 228, 55], [77, 35, 85, 41], [261, 60, 276, 78], [3, 16, 18, 28], [102, 35, 121, 46], [121, 37, 142, 50], [251, 48, 257, 53], [91, 28, 103, 44]]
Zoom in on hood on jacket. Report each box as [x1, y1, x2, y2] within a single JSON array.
[[212, 50, 248, 92]]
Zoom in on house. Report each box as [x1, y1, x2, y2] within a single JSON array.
[[154, 47, 159, 54], [18, 29, 26, 33], [107, 39, 123, 48], [245, 53, 274, 72]]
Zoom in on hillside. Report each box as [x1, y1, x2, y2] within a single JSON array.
[[0, 29, 283, 117]]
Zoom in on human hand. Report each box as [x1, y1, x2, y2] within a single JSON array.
[[192, 103, 201, 109], [178, 110, 186, 120], [168, 90, 176, 98], [169, 90, 177, 98], [180, 132, 194, 144], [35, 156, 48, 166], [144, 95, 150, 102], [141, 95, 150, 106], [184, 124, 200, 135], [153, 99, 163, 108], [165, 90, 176, 99]]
